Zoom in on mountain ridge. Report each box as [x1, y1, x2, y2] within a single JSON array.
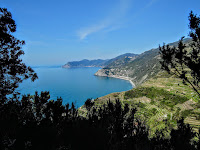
[[62, 53, 138, 68], [95, 38, 192, 86], [62, 59, 108, 68]]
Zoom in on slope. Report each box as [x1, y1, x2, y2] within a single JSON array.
[[95, 38, 192, 86]]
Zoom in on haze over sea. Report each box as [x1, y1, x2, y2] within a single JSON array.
[[17, 66, 133, 107]]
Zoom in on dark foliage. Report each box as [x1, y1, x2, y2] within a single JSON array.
[[0, 8, 38, 102], [84, 98, 94, 112], [159, 11, 200, 97], [0, 92, 146, 150], [0, 92, 198, 150], [170, 118, 196, 150]]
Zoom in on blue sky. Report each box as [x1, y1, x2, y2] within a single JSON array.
[[1, 0, 200, 66]]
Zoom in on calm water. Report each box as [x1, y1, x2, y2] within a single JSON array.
[[17, 66, 133, 107]]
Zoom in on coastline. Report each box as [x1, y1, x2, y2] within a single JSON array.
[[78, 71, 135, 110], [108, 75, 135, 88], [95, 74, 135, 88]]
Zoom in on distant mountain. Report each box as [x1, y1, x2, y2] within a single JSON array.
[[62, 59, 108, 68], [62, 53, 138, 68], [95, 38, 192, 86]]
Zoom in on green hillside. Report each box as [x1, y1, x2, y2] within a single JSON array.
[[95, 38, 192, 86], [80, 71, 200, 137]]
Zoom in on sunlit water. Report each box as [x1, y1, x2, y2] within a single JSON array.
[[17, 66, 133, 107]]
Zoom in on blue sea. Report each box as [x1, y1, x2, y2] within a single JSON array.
[[17, 66, 133, 107]]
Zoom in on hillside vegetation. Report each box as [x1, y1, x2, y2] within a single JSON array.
[[95, 38, 192, 86], [80, 71, 200, 137]]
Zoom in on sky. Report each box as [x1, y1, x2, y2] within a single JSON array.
[[1, 0, 200, 66]]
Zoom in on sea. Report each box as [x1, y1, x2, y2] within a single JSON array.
[[17, 66, 133, 107]]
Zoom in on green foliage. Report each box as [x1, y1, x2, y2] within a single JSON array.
[[138, 102, 146, 108], [181, 110, 193, 118], [151, 108, 158, 115], [150, 100, 155, 105], [124, 87, 188, 106]]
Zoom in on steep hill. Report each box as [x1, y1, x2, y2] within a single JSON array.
[[103, 53, 138, 67], [95, 38, 192, 86]]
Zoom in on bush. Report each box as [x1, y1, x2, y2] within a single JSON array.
[[124, 87, 188, 107], [181, 110, 192, 118]]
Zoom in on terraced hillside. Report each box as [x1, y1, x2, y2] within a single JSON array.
[[79, 71, 200, 137]]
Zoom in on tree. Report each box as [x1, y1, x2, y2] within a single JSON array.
[[159, 11, 200, 97], [0, 8, 38, 102], [84, 98, 94, 112], [170, 118, 196, 150]]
